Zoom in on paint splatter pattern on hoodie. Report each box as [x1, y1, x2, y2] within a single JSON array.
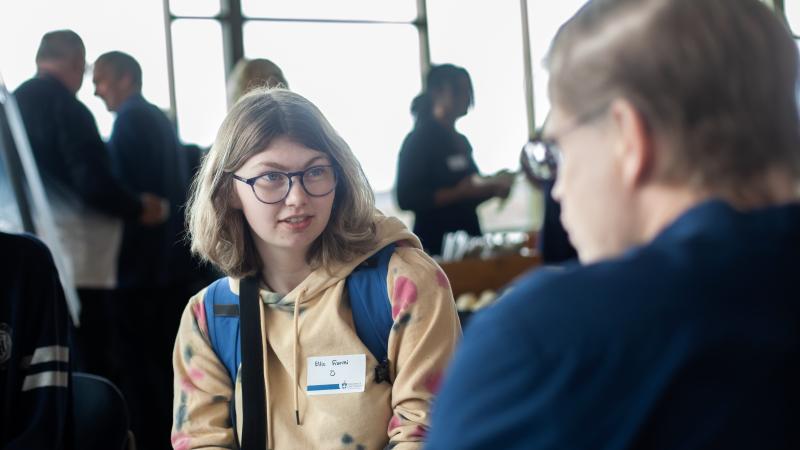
[[171, 216, 461, 449]]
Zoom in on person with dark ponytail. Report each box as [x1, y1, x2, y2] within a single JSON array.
[[396, 64, 513, 255]]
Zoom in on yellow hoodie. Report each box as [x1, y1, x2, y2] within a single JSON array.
[[172, 215, 461, 449]]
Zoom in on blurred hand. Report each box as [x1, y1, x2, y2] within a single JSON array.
[[139, 193, 169, 226], [491, 170, 515, 199], [493, 184, 512, 200], [460, 176, 495, 200], [437, 174, 512, 207]]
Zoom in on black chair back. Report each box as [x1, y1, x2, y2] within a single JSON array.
[[72, 372, 132, 450]]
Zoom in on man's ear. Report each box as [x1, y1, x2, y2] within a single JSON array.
[[119, 73, 135, 92], [609, 98, 653, 188]]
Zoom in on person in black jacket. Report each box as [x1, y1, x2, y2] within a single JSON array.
[[13, 30, 167, 378], [396, 64, 514, 255], [0, 232, 73, 450]]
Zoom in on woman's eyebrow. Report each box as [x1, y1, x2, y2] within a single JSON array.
[[301, 156, 328, 167], [253, 156, 328, 172]]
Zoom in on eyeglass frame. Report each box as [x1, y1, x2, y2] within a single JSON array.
[[521, 103, 610, 183], [232, 164, 338, 205]]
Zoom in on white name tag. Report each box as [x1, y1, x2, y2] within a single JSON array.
[[306, 354, 366, 396]]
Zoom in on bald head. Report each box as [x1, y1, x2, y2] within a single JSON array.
[[36, 29, 85, 63], [35, 30, 86, 95]]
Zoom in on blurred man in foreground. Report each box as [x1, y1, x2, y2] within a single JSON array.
[[428, 0, 800, 448]]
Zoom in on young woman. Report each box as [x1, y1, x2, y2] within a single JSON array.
[[172, 88, 460, 449], [396, 63, 514, 256]]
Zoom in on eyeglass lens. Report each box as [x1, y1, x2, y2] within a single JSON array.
[[522, 141, 559, 182], [252, 166, 336, 203]]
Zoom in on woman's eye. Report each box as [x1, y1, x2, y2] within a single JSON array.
[[263, 173, 283, 182], [307, 167, 325, 177]]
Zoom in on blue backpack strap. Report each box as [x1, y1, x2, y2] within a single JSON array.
[[347, 244, 396, 365], [203, 277, 242, 389]]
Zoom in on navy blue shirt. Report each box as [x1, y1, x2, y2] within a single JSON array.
[[107, 93, 191, 288], [427, 200, 800, 450]]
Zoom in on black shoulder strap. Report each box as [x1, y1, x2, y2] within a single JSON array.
[[239, 275, 267, 450]]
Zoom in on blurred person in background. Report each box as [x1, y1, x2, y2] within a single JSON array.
[[226, 57, 288, 108], [427, 0, 800, 448], [396, 64, 514, 256], [13, 29, 167, 380], [92, 50, 195, 450]]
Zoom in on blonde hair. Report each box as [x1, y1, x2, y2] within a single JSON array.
[[187, 88, 377, 278], [227, 58, 288, 108]]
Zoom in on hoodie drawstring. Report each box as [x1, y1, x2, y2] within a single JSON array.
[[293, 288, 305, 427], [259, 298, 274, 450]]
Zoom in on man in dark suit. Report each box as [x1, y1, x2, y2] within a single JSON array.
[[92, 52, 195, 295], [92, 50, 197, 450], [427, 0, 800, 449]]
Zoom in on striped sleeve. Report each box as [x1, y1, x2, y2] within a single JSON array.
[[20, 345, 71, 391], [1, 234, 73, 450]]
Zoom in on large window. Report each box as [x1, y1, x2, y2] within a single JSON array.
[[168, 0, 590, 231], [3, 0, 591, 232], [236, 2, 422, 221], [243, 22, 420, 194], [241, 0, 416, 22], [171, 19, 228, 147], [527, 0, 589, 128], [170, 0, 220, 17], [0, 0, 169, 138], [428, 0, 528, 177], [784, 0, 800, 47], [427, 0, 532, 231]]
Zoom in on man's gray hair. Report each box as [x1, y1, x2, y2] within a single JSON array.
[[547, 0, 800, 195], [36, 30, 84, 63]]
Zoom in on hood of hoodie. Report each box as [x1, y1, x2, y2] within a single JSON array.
[[225, 213, 421, 301], [286, 213, 421, 304]]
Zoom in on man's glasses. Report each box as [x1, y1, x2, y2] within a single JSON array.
[[233, 165, 337, 204], [520, 105, 609, 183], [521, 138, 562, 184]]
